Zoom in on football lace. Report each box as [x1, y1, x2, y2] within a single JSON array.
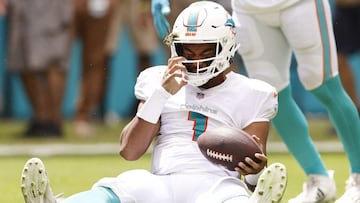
[[206, 149, 233, 162]]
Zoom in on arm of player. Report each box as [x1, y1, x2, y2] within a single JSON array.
[[119, 102, 161, 161], [235, 121, 269, 174], [151, 0, 171, 40], [120, 57, 187, 160], [235, 121, 270, 191]]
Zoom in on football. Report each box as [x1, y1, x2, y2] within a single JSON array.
[[197, 126, 263, 171]]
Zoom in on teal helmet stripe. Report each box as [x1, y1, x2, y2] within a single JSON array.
[[187, 7, 201, 33], [315, 0, 333, 81], [188, 11, 199, 32]]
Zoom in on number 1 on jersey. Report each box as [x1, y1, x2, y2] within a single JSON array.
[[188, 111, 208, 141]]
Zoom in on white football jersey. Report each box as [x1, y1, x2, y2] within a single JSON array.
[[135, 66, 278, 177], [232, 0, 301, 13]]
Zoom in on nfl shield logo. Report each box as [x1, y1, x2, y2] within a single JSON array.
[[196, 92, 205, 99]]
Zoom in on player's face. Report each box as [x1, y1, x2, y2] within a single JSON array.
[[181, 43, 217, 73]]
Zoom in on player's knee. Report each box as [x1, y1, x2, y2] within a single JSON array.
[[296, 62, 324, 90]]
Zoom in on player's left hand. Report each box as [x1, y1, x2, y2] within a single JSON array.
[[235, 153, 267, 176], [151, 0, 171, 40], [235, 134, 267, 175]]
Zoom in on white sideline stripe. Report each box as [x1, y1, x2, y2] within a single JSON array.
[[0, 143, 120, 156], [0, 141, 343, 156]]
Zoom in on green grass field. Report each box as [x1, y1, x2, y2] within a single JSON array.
[[1, 153, 349, 203], [0, 117, 349, 202]]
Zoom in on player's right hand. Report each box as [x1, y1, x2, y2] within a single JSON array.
[[162, 57, 187, 95], [151, 0, 171, 40]]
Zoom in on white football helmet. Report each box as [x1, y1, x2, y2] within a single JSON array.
[[169, 1, 239, 86]]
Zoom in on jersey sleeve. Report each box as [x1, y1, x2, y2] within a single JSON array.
[[134, 65, 167, 101], [258, 86, 278, 120], [241, 79, 278, 127]]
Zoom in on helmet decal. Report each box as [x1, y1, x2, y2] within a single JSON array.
[[185, 4, 207, 36], [186, 9, 200, 33], [225, 19, 235, 28]]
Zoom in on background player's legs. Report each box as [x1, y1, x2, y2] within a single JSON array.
[[21, 72, 51, 132], [128, 0, 159, 73], [234, 10, 329, 177], [21, 69, 65, 137], [272, 86, 328, 175], [289, 0, 360, 174], [273, 87, 336, 203], [73, 0, 115, 136], [45, 68, 66, 133], [287, 0, 360, 201], [310, 76, 360, 173], [234, 6, 336, 201]]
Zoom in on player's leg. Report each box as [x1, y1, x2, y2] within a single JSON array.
[[234, 3, 336, 202], [249, 163, 287, 203], [233, 6, 333, 199], [311, 77, 360, 203], [73, 0, 114, 137], [21, 158, 172, 203], [272, 85, 329, 176], [93, 169, 172, 203], [310, 77, 360, 172], [21, 157, 120, 203], [195, 163, 287, 203], [282, 1, 341, 203], [128, 0, 159, 73], [61, 187, 120, 203], [20, 72, 52, 136], [21, 157, 58, 203], [195, 177, 251, 203], [287, 0, 360, 201], [44, 67, 67, 136], [274, 86, 336, 203]]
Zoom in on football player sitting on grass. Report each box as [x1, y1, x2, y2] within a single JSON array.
[[20, 2, 287, 203]]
